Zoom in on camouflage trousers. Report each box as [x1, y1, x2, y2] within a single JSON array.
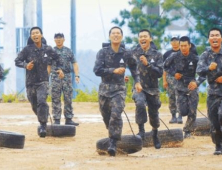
[[176, 90, 198, 132], [166, 75, 177, 115], [51, 73, 73, 120], [99, 94, 125, 140], [132, 90, 161, 129], [26, 82, 49, 124], [207, 95, 222, 145]]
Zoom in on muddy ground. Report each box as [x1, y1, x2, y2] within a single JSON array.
[[0, 102, 221, 170]]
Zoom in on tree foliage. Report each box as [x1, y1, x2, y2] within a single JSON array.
[[163, 0, 222, 53], [112, 0, 179, 49]]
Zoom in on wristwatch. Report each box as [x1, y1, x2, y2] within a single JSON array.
[[75, 75, 80, 78]]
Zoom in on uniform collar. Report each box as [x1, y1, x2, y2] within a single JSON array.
[[209, 48, 222, 55], [107, 45, 125, 54], [31, 43, 46, 51]]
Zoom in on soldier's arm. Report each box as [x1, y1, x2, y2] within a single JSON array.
[[146, 53, 163, 78], [127, 53, 140, 84], [93, 49, 115, 77], [46, 46, 63, 71], [15, 47, 28, 68], [195, 53, 207, 86]]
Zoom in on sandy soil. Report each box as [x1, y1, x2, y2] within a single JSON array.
[[0, 102, 221, 170]]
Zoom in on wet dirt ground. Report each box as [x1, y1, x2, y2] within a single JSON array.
[[0, 102, 221, 170]]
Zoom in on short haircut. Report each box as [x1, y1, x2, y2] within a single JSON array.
[[179, 36, 190, 44], [54, 33, 64, 38], [208, 28, 222, 38], [171, 36, 179, 41], [138, 29, 152, 37], [30, 26, 42, 35], [109, 26, 123, 36]]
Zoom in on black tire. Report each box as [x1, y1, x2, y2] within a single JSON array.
[[191, 117, 211, 136], [37, 125, 76, 137], [96, 135, 143, 155], [0, 131, 25, 149], [143, 128, 183, 148]]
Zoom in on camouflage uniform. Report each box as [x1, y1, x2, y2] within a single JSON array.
[[15, 44, 62, 124], [196, 49, 222, 148], [49, 46, 76, 120], [164, 51, 199, 133], [163, 49, 179, 117], [93, 45, 140, 140], [132, 47, 163, 129]]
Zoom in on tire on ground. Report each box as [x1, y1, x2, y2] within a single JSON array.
[[96, 135, 143, 155], [37, 125, 76, 137], [0, 130, 25, 149], [143, 128, 183, 148], [191, 117, 210, 136]]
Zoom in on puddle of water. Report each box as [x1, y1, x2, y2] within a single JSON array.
[[0, 114, 139, 125]]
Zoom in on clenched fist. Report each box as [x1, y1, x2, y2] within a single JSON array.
[[135, 82, 142, 93], [26, 61, 34, 70], [188, 81, 197, 90], [140, 55, 148, 66], [113, 67, 126, 75], [56, 69, 64, 79], [209, 62, 217, 71], [175, 73, 183, 80]]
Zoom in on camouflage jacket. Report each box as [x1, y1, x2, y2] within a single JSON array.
[[93, 45, 140, 97], [196, 49, 222, 96], [15, 44, 62, 87], [132, 47, 163, 95], [164, 51, 198, 92], [163, 49, 179, 77], [49, 46, 76, 74]]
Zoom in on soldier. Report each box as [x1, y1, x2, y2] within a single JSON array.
[[131, 29, 163, 149], [93, 26, 142, 156], [163, 37, 182, 124], [15, 27, 64, 138], [164, 36, 199, 138], [190, 28, 222, 155], [48, 33, 79, 126]]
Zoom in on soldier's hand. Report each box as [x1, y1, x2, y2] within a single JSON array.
[[124, 76, 129, 83], [26, 61, 34, 70], [75, 76, 80, 84], [188, 81, 197, 91], [163, 80, 168, 89], [175, 73, 182, 80], [140, 55, 148, 66], [209, 62, 217, 71], [56, 69, 64, 79], [215, 76, 222, 83], [113, 68, 125, 75], [135, 82, 142, 93]]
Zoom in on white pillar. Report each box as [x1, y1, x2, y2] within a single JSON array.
[[2, 0, 16, 94], [23, 0, 35, 44]]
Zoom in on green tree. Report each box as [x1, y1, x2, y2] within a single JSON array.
[[112, 0, 179, 49], [163, 0, 222, 54]]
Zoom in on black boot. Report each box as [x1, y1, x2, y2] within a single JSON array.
[[177, 114, 183, 124], [137, 124, 145, 140], [108, 138, 117, 156], [214, 131, 222, 155], [65, 118, 79, 126], [39, 123, 47, 138], [184, 131, 191, 138], [214, 144, 222, 155], [169, 114, 177, 124], [53, 119, 60, 125], [152, 129, 161, 149]]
